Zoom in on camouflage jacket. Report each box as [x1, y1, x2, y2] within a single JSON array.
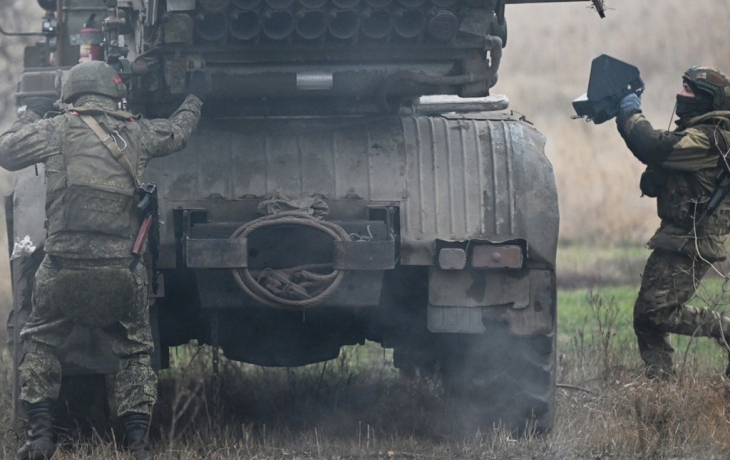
[[617, 109, 730, 261], [0, 94, 203, 259]]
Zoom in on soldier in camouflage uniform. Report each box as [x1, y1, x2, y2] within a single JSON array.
[[0, 61, 205, 460], [617, 67, 730, 378]]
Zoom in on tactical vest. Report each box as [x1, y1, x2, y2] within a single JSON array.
[[653, 123, 730, 236], [46, 108, 143, 239]]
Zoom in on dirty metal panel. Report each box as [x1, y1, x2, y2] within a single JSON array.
[[146, 118, 408, 204], [427, 306, 485, 334], [437, 248, 467, 270], [145, 114, 557, 269], [472, 244, 523, 269], [401, 117, 486, 248], [429, 269, 556, 336], [333, 240, 395, 270], [185, 237, 248, 268], [400, 115, 557, 267], [481, 269, 556, 336], [196, 269, 384, 308], [428, 266, 530, 308]]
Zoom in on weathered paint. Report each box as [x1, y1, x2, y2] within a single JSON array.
[[141, 112, 557, 268]]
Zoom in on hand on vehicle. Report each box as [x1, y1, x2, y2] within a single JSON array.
[[189, 71, 208, 101]]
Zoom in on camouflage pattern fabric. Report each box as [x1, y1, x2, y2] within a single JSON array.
[[0, 93, 202, 417], [618, 109, 730, 262], [0, 93, 203, 259], [633, 248, 730, 376], [19, 256, 156, 416], [618, 108, 730, 376]]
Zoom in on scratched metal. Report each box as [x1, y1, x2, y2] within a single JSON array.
[[10, 114, 557, 268], [143, 113, 558, 267]]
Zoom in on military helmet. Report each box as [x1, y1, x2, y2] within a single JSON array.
[[62, 61, 127, 103], [683, 66, 730, 111]]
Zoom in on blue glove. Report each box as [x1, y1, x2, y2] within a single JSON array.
[[619, 93, 641, 113]]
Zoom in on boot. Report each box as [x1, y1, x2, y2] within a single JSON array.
[[17, 401, 55, 460], [124, 413, 154, 460]]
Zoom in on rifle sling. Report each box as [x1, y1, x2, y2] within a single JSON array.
[[78, 114, 141, 188]]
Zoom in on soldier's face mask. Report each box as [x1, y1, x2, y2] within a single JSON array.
[[676, 94, 714, 118]]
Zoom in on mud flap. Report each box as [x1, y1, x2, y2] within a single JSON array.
[[427, 268, 555, 336]]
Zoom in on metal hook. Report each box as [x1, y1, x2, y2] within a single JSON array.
[[111, 130, 128, 151]]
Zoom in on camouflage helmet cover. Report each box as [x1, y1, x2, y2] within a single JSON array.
[[62, 61, 127, 103], [683, 66, 730, 111]]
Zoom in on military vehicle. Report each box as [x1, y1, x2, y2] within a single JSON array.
[[4, 0, 605, 435]]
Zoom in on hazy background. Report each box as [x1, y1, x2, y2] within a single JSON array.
[[0, 0, 729, 342]]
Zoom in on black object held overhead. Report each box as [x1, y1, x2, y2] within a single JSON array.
[[572, 54, 644, 124]]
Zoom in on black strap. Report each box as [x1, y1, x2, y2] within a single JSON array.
[[48, 255, 63, 271]]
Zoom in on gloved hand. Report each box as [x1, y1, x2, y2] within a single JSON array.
[[188, 71, 208, 101], [24, 97, 56, 117], [619, 93, 641, 113]]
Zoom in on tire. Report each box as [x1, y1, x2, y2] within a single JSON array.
[[439, 321, 556, 436]]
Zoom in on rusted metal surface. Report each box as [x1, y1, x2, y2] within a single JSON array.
[[185, 237, 248, 268], [145, 112, 558, 269], [333, 240, 395, 270], [428, 267, 530, 309], [428, 269, 555, 335], [472, 244, 523, 269]]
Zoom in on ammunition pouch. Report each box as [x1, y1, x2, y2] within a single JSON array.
[[639, 167, 667, 198], [61, 185, 139, 238], [703, 206, 730, 235], [49, 259, 140, 328], [657, 191, 699, 230]]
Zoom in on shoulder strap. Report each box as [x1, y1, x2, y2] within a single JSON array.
[[78, 114, 141, 188], [72, 106, 136, 121]]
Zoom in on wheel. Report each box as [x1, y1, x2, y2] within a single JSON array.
[[439, 321, 556, 436]]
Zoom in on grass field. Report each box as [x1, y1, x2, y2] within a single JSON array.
[[2, 0, 730, 458], [3, 245, 730, 459]]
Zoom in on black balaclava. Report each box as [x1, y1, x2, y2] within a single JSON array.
[[676, 80, 715, 118]]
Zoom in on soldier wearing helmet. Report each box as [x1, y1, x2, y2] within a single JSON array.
[[617, 66, 730, 379], [0, 60, 207, 460]]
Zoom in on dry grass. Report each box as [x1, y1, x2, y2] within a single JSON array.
[[3, 1, 730, 458], [4, 293, 730, 459], [499, 0, 730, 244]]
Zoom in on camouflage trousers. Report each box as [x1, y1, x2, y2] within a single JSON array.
[[634, 248, 730, 376], [19, 255, 157, 417]]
